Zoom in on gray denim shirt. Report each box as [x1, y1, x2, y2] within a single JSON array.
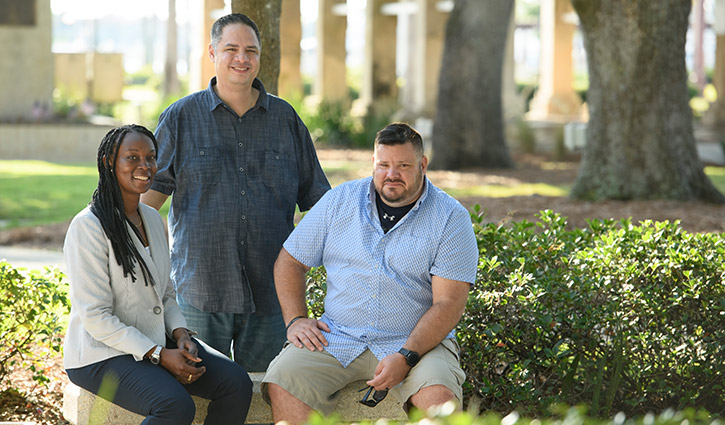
[[152, 77, 330, 314]]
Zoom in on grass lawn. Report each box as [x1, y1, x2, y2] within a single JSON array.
[[1, 158, 724, 230]]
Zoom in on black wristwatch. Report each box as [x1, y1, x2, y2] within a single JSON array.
[[398, 348, 420, 367]]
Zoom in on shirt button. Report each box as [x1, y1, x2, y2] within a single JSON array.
[[275, 155, 280, 159], [239, 167, 244, 172], [241, 191, 246, 195], [240, 240, 245, 246], [238, 117, 242, 123], [199, 150, 205, 156], [153, 306, 162, 315], [238, 142, 243, 147], [241, 215, 246, 220]]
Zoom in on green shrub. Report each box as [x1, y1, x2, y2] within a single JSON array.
[[466, 210, 724, 416], [304, 210, 725, 417], [291, 97, 394, 149], [304, 404, 719, 425], [0, 262, 70, 388]]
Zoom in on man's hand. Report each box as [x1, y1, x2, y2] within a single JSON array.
[[366, 352, 410, 391], [287, 318, 330, 351]]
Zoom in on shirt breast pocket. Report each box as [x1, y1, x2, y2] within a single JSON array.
[[387, 233, 437, 280], [186, 147, 220, 185], [263, 148, 297, 193]]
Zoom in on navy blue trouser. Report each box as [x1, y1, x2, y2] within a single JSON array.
[[66, 338, 252, 425]]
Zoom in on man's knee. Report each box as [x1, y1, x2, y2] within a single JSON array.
[[408, 384, 457, 410]]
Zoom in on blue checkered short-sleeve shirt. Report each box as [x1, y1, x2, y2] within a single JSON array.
[[283, 176, 478, 367]]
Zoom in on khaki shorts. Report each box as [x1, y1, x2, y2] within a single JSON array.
[[261, 339, 465, 415]]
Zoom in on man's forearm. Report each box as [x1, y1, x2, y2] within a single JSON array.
[[402, 277, 470, 355], [403, 300, 465, 355], [140, 189, 169, 211], [273, 249, 311, 324]]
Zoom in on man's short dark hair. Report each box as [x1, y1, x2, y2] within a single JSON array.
[[211, 13, 261, 51], [375, 122, 424, 157]]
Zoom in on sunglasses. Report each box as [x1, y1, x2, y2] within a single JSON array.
[[358, 385, 389, 407]]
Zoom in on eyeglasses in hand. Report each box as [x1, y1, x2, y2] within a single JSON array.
[[358, 385, 389, 407]]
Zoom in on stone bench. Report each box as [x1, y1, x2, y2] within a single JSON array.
[[63, 372, 407, 424]]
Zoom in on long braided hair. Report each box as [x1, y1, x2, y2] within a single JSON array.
[[90, 124, 157, 286]]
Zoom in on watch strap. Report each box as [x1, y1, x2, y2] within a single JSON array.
[[150, 345, 163, 365]]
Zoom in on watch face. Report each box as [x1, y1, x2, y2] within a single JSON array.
[[150, 346, 162, 364]]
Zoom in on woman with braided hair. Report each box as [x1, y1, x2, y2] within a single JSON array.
[[63, 124, 252, 424]]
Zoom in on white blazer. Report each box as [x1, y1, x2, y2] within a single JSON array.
[[63, 203, 187, 370]]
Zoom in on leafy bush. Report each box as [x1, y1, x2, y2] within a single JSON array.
[[0, 262, 70, 387], [465, 210, 724, 416], [305, 210, 725, 417], [304, 404, 719, 425], [292, 98, 394, 149]]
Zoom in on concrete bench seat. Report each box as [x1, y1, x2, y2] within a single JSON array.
[[63, 372, 407, 424]]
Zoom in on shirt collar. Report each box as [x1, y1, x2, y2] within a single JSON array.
[[204, 77, 270, 112]]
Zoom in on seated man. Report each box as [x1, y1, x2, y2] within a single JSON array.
[[262, 122, 478, 423]]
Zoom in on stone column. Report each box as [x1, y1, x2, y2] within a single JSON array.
[[361, 0, 398, 110], [529, 0, 581, 119], [412, 0, 447, 117], [502, 8, 522, 123], [198, 0, 226, 91], [712, 0, 725, 129], [279, 0, 303, 99], [315, 0, 348, 102], [0, 0, 53, 121]]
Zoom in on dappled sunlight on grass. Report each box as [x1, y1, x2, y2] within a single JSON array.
[[705, 166, 725, 194], [445, 183, 570, 198], [0, 161, 98, 227], [540, 161, 579, 171], [0, 161, 96, 176]]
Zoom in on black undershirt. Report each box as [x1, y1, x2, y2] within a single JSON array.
[[375, 191, 416, 233]]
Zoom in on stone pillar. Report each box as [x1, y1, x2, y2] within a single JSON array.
[[361, 0, 398, 110], [198, 0, 226, 91], [411, 0, 447, 117], [712, 0, 725, 129], [0, 0, 53, 121], [693, 0, 706, 95], [315, 0, 348, 102], [529, 0, 581, 119], [279, 0, 303, 99], [502, 8, 522, 123]]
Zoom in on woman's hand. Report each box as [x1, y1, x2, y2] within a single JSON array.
[[173, 328, 199, 359], [160, 347, 206, 384]]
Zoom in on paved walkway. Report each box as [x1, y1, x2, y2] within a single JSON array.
[[0, 245, 66, 273]]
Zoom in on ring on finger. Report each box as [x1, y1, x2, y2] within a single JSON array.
[[187, 374, 192, 382]]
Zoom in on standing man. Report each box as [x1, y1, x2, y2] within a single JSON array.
[[262, 123, 478, 423], [141, 13, 330, 372]]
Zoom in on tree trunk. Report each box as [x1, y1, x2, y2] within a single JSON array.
[[570, 0, 724, 202], [430, 0, 514, 169], [232, 0, 282, 95], [163, 0, 181, 97]]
